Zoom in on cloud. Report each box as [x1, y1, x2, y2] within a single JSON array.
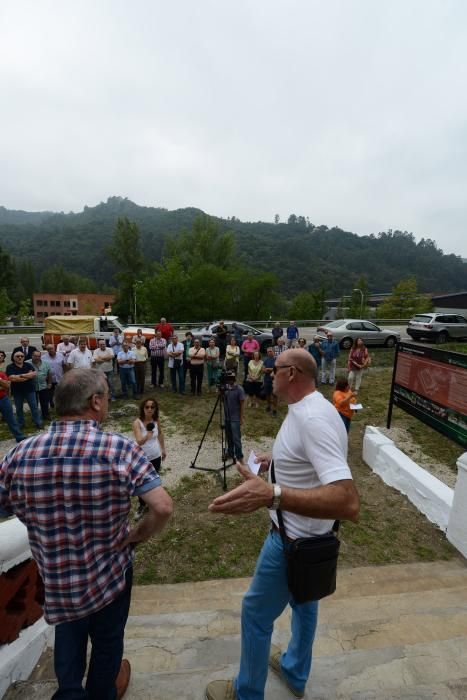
[[1, 0, 466, 256]]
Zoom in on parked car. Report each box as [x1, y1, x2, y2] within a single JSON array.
[[406, 313, 467, 344], [190, 321, 273, 352], [316, 319, 400, 349]]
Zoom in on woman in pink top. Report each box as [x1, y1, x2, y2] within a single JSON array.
[[347, 337, 370, 393], [241, 333, 260, 379]]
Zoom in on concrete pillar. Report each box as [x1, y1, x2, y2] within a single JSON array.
[[447, 453, 467, 558]]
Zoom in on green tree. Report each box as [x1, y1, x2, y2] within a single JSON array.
[[140, 216, 281, 322], [18, 298, 33, 325], [348, 275, 370, 318], [39, 265, 97, 294], [376, 278, 432, 319], [0, 288, 13, 323], [107, 217, 146, 321], [289, 289, 327, 320], [165, 216, 237, 272]]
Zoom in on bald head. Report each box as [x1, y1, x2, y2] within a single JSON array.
[[273, 349, 317, 404], [281, 349, 317, 379]]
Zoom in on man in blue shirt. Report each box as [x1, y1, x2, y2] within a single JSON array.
[[262, 346, 277, 415], [286, 321, 299, 348], [320, 331, 340, 385], [117, 341, 139, 399]]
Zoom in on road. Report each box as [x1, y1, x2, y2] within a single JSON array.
[[0, 333, 44, 356], [0, 326, 411, 356]]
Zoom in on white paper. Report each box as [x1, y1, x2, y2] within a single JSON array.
[[350, 403, 363, 410], [247, 450, 261, 475]]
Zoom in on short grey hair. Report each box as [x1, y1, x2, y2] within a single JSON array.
[[55, 369, 108, 417]]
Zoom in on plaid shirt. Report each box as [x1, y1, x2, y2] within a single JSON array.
[[273, 344, 286, 358], [0, 420, 160, 624], [149, 337, 167, 357]]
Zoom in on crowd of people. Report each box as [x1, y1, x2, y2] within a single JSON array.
[[0, 319, 371, 442]]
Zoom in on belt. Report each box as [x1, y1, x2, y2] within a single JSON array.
[[270, 520, 295, 543]]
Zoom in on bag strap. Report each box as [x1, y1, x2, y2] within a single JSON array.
[[270, 461, 289, 546], [271, 460, 340, 538]]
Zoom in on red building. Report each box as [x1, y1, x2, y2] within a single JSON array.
[[33, 293, 115, 322]]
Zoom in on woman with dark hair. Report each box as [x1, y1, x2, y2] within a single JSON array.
[[183, 331, 194, 379], [332, 378, 356, 433], [245, 350, 264, 408], [132, 397, 167, 519], [348, 337, 370, 393]]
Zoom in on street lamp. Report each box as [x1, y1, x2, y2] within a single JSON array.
[[353, 288, 364, 318], [133, 280, 143, 324]]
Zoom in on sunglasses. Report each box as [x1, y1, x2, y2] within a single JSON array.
[[273, 364, 303, 375]]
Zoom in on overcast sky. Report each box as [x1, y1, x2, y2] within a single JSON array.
[[1, 1, 467, 256]]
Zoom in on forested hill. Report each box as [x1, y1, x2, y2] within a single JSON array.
[[0, 196, 466, 297]]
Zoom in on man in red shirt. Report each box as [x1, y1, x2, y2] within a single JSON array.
[[0, 371, 25, 442], [155, 317, 174, 342]]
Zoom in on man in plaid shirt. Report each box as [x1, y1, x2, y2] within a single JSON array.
[[0, 369, 173, 700], [149, 330, 167, 388]]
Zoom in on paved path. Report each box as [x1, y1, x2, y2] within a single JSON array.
[[7, 558, 467, 699]]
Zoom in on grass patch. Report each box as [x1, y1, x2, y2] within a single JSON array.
[[2, 356, 462, 584]]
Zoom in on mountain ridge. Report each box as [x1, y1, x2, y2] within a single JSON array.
[[0, 196, 465, 297]]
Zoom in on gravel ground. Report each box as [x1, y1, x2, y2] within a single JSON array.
[[0, 410, 272, 490], [378, 425, 457, 488]]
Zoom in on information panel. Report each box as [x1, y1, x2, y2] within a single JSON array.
[[387, 342, 467, 448]]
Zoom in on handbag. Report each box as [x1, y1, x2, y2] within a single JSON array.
[[271, 462, 340, 604]]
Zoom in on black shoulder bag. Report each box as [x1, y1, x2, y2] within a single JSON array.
[[271, 461, 340, 604]]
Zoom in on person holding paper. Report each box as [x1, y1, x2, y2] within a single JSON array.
[[332, 378, 357, 433], [205, 349, 359, 700]]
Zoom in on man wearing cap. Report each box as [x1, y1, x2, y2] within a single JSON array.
[[320, 331, 340, 385]]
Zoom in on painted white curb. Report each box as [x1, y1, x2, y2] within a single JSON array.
[[363, 426, 454, 531]]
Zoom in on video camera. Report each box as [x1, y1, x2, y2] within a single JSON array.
[[217, 369, 236, 393]]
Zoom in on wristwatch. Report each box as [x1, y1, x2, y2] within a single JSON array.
[[270, 484, 282, 510]]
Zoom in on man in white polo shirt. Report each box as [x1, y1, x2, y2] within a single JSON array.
[[67, 338, 93, 370], [205, 349, 360, 700], [93, 338, 116, 400]]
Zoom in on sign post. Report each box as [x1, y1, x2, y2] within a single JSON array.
[[387, 342, 467, 448]]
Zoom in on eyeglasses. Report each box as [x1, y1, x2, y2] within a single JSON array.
[[273, 364, 303, 375]]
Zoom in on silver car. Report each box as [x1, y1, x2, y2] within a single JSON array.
[[190, 321, 273, 352], [407, 313, 467, 344], [316, 319, 401, 350]]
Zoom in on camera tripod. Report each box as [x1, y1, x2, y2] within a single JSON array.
[[189, 389, 235, 490]]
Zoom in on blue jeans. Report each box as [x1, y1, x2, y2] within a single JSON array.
[[104, 371, 115, 399], [119, 367, 137, 397], [235, 530, 318, 700], [339, 413, 351, 433], [13, 390, 42, 429], [170, 363, 185, 393], [225, 420, 243, 460], [0, 395, 25, 441], [52, 567, 133, 700]]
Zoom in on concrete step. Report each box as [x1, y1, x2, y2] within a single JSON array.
[[5, 559, 467, 699]]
